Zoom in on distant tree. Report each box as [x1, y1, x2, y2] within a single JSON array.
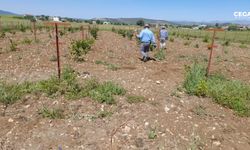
[[24, 15, 36, 22], [96, 20, 102, 24], [85, 20, 92, 24], [136, 19, 145, 26], [228, 24, 238, 31], [215, 23, 219, 28]]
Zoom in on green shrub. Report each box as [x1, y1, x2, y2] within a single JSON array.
[[183, 63, 207, 95], [59, 30, 65, 36], [39, 107, 64, 119], [0, 81, 35, 106], [61, 67, 85, 100], [183, 64, 250, 116], [19, 24, 27, 32], [70, 39, 94, 62], [207, 75, 250, 116], [195, 80, 208, 97], [194, 44, 199, 48], [192, 105, 207, 117], [107, 64, 120, 71], [239, 44, 247, 49], [68, 27, 78, 33], [169, 37, 174, 42], [90, 27, 99, 39], [111, 27, 116, 32], [118, 29, 126, 37], [88, 81, 126, 104], [126, 30, 134, 40], [184, 41, 191, 46], [68, 27, 74, 33], [0, 32, 6, 38], [36, 66, 84, 99], [97, 110, 113, 118], [203, 35, 209, 43], [49, 55, 58, 62], [36, 76, 60, 97], [9, 39, 17, 51], [95, 60, 120, 71], [222, 40, 230, 46], [154, 49, 166, 61], [22, 38, 32, 45], [127, 95, 145, 104], [148, 128, 157, 139], [0, 67, 126, 106]]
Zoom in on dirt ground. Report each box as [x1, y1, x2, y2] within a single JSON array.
[[0, 30, 250, 150]]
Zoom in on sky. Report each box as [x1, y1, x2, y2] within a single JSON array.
[[0, 0, 250, 21]]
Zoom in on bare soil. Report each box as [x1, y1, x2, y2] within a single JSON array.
[[0, 30, 250, 150]]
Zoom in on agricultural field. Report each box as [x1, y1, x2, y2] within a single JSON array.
[[0, 18, 250, 150]]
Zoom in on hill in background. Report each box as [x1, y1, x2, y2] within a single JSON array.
[[0, 10, 18, 15], [93, 17, 173, 25]]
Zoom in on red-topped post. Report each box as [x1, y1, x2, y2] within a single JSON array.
[[44, 22, 70, 79], [206, 28, 224, 76]]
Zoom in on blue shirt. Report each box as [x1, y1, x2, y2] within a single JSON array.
[[138, 28, 156, 44], [160, 29, 168, 39]]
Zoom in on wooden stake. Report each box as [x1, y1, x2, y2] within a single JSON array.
[[32, 21, 37, 41], [55, 23, 61, 79], [206, 28, 224, 76], [0, 16, 2, 32]]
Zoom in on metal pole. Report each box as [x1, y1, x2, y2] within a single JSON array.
[[223, 31, 227, 41], [246, 30, 250, 43], [55, 23, 61, 79], [157, 28, 160, 49], [206, 30, 216, 76], [0, 16, 2, 32], [11, 21, 14, 29], [33, 21, 37, 41], [233, 31, 237, 41], [81, 26, 84, 40]]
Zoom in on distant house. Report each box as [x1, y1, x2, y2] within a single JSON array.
[[222, 26, 229, 30], [239, 26, 248, 31], [193, 27, 199, 30], [53, 17, 60, 22], [103, 21, 111, 25], [193, 24, 207, 30], [49, 16, 60, 22], [23, 14, 37, 21]]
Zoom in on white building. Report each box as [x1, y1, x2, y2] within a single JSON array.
[[50, 17, 60, 22], [193, 24, 207, 30], [103, 21, 111, 25]]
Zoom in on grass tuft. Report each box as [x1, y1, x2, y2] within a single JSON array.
[[169, 37, 174, 42], [154, 49, 166, 61], [239, 44, 247, 49], [127, 95, 145, 104], [148, 128, 157, 139], [88, 81, 126, 104], [222, 40, 230, 46], [97, 110, 113, 118], [95, 60, 120, 71], [203, 35, 209, 43], [39, 107, 64, 119], [22, 38, 32, 45], [0, 81, 35, 106]]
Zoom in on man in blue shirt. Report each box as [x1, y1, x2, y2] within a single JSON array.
[[159, 26, 168, 49], [137, 24, 156, 62]]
